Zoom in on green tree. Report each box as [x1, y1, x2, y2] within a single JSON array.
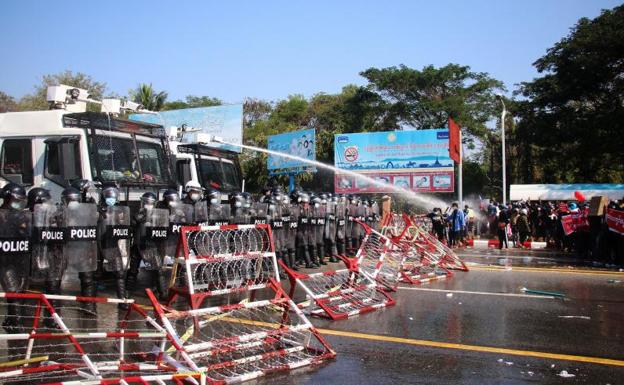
[[129, 83, 168, 111], [0, 91, 17, 113], [515, 5, 624, 183], [360, 64, 504, 139], [17, 70, 107, 111], [163, 95, 223, 110]]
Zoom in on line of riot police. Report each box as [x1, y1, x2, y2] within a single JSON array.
[[0, 179, 380, 332]]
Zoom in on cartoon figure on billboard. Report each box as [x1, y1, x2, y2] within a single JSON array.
[[393, 176, 410, 189], [414, 175, 431, 188], [433, 174, 452, 188]]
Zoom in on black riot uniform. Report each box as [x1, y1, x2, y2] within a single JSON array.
[[207, 189, 230, 225], [281, 194, 297, 270], [0, 183, 32, 332], [335, 195, 348, 258], [295, 192, 317, 268], [312, 195, 327, 265], [98, 185, 132, 307], [161, 189, 193, 262], [126, 192, 170, 301], [62, 186, 99, 313], [324, 194, 339, 262]]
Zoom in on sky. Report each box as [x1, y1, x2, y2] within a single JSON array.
[[0, 0, 620, 103]]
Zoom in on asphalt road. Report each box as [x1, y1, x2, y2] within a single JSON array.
[[3, 248, 623, 384]]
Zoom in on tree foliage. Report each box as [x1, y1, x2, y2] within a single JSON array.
[[17, 70, 107, 111], [0, 91, 17, 113], [130, 83, 168, 111], [514, 5, 624, 183], [163, 95, 223, 110]]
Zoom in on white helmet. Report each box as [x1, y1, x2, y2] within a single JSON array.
[[185, 180, 202, 193], [520, 208, 528, 215]]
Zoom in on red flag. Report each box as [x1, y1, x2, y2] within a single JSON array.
[[448, 117, 461, 163]]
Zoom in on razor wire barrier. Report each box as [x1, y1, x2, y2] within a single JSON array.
[[0, 292, 204, 385], [166, 224, 279, 310], [161, 224, 335, 383]]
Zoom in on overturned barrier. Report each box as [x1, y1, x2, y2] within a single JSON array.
[[0, 292, 202, 385], [164, 224, 335, 382]]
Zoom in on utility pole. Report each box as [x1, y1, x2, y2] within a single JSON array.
[[497, 94, 507, 205]]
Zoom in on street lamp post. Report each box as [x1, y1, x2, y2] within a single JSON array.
[[496, 94, 507, 206]]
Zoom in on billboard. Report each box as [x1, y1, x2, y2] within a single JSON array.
[[267, 128, 316, 175], [334, 129, 454, 193], [130, 104, 243, 153]]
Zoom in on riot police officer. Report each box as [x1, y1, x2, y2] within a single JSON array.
[[296, 191, 317, 268], [230, 192, 249, 225], [183, 181, 208, 225], [126, 192, 170, 301], [335, 195, 348, 258], [61, 186, 99, 313], [0, 183, 32, 331], [282, 193, 298, 270], [207, 189, 230, 225], [28, 187, 65, 325], [98, 185, 131, 307], [312, 195, 327, 265], [324, 194, 339, 263], [161, 189, 193, 262]]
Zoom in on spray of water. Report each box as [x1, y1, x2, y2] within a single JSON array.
[[223, 141, 450, 210]]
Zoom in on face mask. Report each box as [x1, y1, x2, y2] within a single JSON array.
[[105, 197, 117, 207], [235, 201, 242, 208], [168, 200, 179, 208], [314, 203, 320, 208], [10, 200, 26, 210], [143, 204, 154, 211], [190, 193, 200, 202], [68, 201, 80, 209], [210, 198, 219, 205]]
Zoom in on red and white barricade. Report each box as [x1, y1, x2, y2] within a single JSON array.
[[354, 221, 405, 291], [465, 239, 547, 249], [163, 224, 335, 383], [0, 292, 202, 385]]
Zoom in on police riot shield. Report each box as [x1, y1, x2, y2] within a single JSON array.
[[314, 204, 326, 244], [0, 210, 32, 291], [355, 205, 366, 239], [371, 201, 381, 230], [165, 203, 194, 260], [269, 203, 284, 252], [286, 204, 299, 250], [347, 203, 359, 239], [63, 203, 98, 273], [252, 203, 269, 226], [31, 203, 65, 279], [231, 206, 250, 225], [325, 201, 337, 243], [209, 204, 231, 226], [100, 206, 131, 272], [139, 208, 169, 270], [335, 202, 347, 241], [304, 205, 316, 246], [193, 201, 209, 226]]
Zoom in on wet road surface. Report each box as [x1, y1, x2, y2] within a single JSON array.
[[8, 248, 624, 384]]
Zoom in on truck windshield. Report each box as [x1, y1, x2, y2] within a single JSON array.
[[198, 158, 240, 191], [92, 135, 167, 183]]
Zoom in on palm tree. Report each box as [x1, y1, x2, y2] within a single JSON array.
[[131, 83, 168, 111]]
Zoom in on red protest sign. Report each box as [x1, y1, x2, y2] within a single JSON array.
[[561, 209, 589, 236], [606, 208, 624, 235]]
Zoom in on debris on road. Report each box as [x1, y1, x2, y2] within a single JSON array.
[[557, 370, 576, 378], [521, 287, 566, 298], [558, 315, 591, 320]]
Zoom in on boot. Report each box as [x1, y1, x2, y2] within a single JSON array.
[[152, 270, 169, 302], [308, 245, 320, 268], [43, 279, 62, 329], [298, 245, 314, 268], [337, 239, 346, 258], [329, 242, 339, 262], [317, 244, 327, 265], [115, 271, 128, 310], [125, 248, 142, 294], [288, 250, 298, 271], [79, 272, 97, 315]]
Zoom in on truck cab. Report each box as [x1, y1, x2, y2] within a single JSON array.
[[0, 85, 174, 208], [169, 139, 243, 195]]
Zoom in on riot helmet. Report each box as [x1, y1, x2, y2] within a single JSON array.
[[101, 185, 120, 207], [206, 189, 221, 205], [319, 193, 328, 204], [27, 187, 51, 209], [162, 189, 180, 208], [229, 192, 245, 209], [61, 187, 81, 206], [1, 182, 27, 210], [298, 191, 310, 204], [241, 192, 253, 209], [140, 192, 157, 210], [311, 195, 322, 208], [71, 179, 100, 204], [184, 181, 202, 203]]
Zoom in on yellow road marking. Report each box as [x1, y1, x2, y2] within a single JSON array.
[[470, 265, 624, 276], [317, 329, 624, 367]]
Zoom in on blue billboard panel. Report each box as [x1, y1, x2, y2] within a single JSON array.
[[267, 128, 316, 173], [130, 104, 243, 153], [334, 129, 453, 193]]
